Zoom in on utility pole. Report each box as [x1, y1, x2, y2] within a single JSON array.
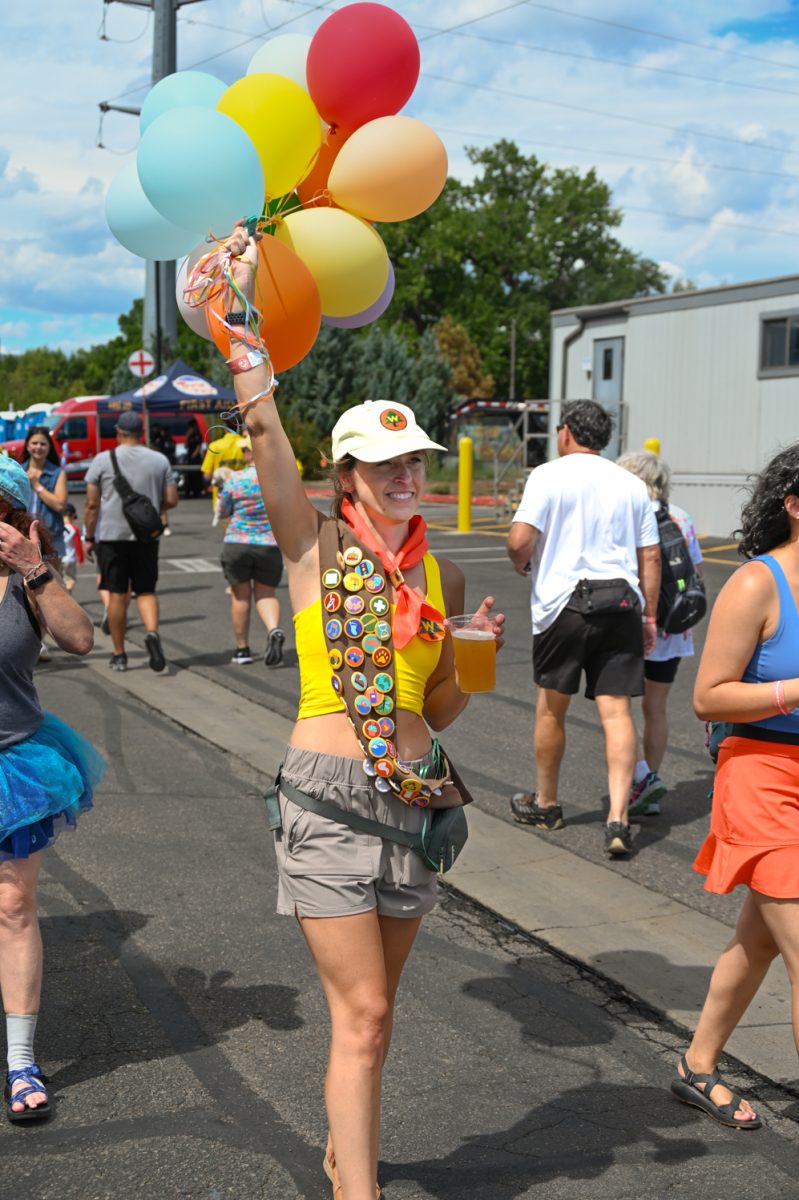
[[100, 0, 206, 367]]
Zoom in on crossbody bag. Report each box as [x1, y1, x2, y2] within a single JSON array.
[[109, 449, 165, 543]]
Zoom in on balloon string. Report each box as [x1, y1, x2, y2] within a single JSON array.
[[183, 239, 270, 360]]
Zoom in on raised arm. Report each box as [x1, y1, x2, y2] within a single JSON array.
[[0, 521, 93, 655], [224, 226, 320, 564]]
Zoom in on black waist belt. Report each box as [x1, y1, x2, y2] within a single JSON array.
[[730, 723, 799, 747]]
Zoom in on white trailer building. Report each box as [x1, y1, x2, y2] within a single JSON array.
[[549, 276, 799, 535]]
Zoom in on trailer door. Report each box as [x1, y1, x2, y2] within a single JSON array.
[[592, 337, 624, 459]]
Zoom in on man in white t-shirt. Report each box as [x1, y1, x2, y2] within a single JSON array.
[[506, 401, 661, 856]]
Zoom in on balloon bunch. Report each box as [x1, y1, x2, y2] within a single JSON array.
[[105, 2, 447, 375]]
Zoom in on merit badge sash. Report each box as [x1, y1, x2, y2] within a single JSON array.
[[318, 517, 452, 808]]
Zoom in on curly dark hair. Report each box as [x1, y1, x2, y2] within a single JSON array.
[[736, 443, 799, 558], [2, 507, 56, 562], [23, 425, 60, 466], [560, 401, 613, 452]]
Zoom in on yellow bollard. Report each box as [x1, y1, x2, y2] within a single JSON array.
[[457, 436, 473, 533], [644, 437, 661, 456]]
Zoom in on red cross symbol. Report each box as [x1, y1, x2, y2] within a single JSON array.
[[128, 349, 155, 378]]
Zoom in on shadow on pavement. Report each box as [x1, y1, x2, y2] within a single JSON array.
[[40, 909, 303, 1094]]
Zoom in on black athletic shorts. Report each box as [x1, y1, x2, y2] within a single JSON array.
[[97, 540, 159, 595], [533, 604, 645, 699], [220, 543, 283, 588], [644, 656, 681, 684]]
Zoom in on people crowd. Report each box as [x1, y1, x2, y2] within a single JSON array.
[[5, 237, 798, 1175]]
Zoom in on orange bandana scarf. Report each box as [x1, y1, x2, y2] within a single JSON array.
[[341, 498, 446, 649]]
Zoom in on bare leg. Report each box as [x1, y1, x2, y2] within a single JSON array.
[[301, 910, 420, 1200], [681, 890, 778, 1120], [135, 592, 159, 634], [534, 688, 571, 807], [642, 679, 672, 773], [0, 855, 47, 1112], [253, 582, 280, 634], [326, 915, 422, 1174], [594, 694, 636, 824], [230, 582, 252, 648], [107, 592, 129, 655]]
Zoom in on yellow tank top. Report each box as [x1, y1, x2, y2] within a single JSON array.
[[295, 552, 445, 719]]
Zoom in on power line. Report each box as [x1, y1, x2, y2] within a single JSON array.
[[522, 1, 799, 74], [417, 0, 531, 42], [431, 125, 799, 182], [177, 0, 329, 70], [422, 73, 799, 159], [438, 28, 799, 100]]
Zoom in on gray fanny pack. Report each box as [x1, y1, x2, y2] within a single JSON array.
[[265, 770, 469, 875]]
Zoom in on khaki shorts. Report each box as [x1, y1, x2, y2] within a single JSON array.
[[274, 746, 438, 920]]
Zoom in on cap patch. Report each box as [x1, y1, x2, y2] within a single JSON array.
[[379, 409, 408, 431]]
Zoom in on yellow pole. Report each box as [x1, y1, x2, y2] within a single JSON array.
[[458, 436, 473, 533], [644, 437, 661, 456]]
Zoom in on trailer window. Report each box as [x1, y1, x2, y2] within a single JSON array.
[[761, 315, 799, 374]]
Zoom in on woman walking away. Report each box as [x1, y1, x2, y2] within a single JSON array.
[[221, 223, 504, 1199], [674, 443, 799, 1130], [22, 426, 68, 566], [617, 451, 704, 815], [0, 457, 103, 1122], [216, 434, 285, 667]]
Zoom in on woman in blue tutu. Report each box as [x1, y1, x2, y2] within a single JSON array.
[[0, 456, 102, 1122]]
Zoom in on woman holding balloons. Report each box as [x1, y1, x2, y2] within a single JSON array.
[[221, 222, 502, 1200]]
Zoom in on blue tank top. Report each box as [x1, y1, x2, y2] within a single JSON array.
[[741, 555, 799, 735]]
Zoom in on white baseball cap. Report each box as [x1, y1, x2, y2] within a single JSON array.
[[331, 400, 447, 463]]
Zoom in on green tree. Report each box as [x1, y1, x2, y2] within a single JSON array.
[[380, 140, 665, 398]]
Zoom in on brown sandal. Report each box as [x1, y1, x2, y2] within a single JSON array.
[[323, 1152, 381, 1199]]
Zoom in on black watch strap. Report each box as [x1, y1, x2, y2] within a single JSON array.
[[226, 311, 248, 325], [27, 568, 53, 591]]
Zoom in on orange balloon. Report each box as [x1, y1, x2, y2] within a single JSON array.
[[208, 235, 322, 372], [296, 126, 350, 209]]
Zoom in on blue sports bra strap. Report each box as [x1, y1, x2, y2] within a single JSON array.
[[756, 554, 799, 626]]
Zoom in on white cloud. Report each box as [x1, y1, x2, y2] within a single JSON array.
[[4, 1, 799, 352]]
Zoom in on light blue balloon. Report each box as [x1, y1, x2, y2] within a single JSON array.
[[140, 71, 227, 133], [137, 107, 265, 235], [106, 161, 205, 261]]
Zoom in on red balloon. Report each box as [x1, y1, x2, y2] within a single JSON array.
[[307, 3, 420, 133]]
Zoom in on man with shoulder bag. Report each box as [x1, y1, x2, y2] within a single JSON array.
[[506, 401, 661, 856], [84, 411, 178, 673]]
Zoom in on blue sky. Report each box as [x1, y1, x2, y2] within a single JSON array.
[[4, 0, 799, 359]]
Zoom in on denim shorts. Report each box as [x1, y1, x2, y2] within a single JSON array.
[[273, 745, 438, 920]]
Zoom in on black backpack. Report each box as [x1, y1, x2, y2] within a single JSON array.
[[110, 449, 165, 543], [655, 502, 706, 634]]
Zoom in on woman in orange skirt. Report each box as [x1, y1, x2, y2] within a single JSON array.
[[673, 445, 799, 1130]]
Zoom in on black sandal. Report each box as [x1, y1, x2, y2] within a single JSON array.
[[670, 1055, 761, 1130]]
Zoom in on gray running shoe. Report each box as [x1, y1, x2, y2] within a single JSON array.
[[100, 611, 110, 636], [264, 628, 285, 667], [605, 821, 632, 856], [510, 792, 564, 830], [109, 653, 128, 672]]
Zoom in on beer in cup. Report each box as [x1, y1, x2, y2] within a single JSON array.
[[449, 613, 497, 693]]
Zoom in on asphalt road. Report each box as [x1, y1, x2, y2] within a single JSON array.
[[69, 493, 743, 930], [10, 650, 799, 1199]]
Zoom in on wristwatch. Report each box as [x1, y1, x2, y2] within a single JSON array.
[[226, 311, 248, 325], [26, 567, 53, 591]]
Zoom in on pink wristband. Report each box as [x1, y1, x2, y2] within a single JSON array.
[[774, 679, 791, 715]]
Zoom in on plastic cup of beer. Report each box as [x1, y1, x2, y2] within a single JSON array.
[[449, 613, 497, 693]]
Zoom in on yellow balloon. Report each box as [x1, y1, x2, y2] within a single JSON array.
[[328, 116, 448, 223], [217, 73, 321, 199], [275, 209, 389, 317]]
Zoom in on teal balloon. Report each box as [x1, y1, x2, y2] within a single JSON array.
[[137, 107, 265, 234], [140, 71, 227, 133], [106, 162, 204, 261]]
